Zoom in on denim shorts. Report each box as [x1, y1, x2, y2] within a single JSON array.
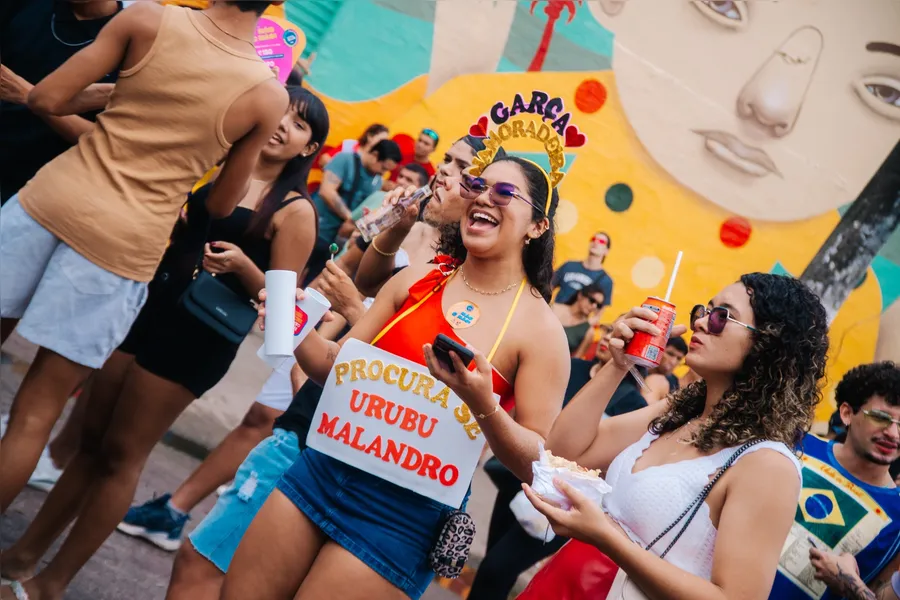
[[278, 448, 464, 599], [0, 195, 147, 368], [190, 429, 301, 572]]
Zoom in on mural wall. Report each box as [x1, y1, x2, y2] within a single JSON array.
[[293, 0, 900, 421]]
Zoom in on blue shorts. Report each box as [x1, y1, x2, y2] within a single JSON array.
[[277, 448, 462, 600], [189, 429, 301, 572]]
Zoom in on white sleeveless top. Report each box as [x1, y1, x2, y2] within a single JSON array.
[[602, 430, 802, 580]]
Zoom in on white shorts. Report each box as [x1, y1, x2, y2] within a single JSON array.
[[254, 356, 295, 411], [0, 196, 148, 368]]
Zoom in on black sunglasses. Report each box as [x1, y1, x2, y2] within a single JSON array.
[[690, 305, 757, 335], [584, 295, 603, 309]]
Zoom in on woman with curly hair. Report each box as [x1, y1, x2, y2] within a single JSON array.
[[520, 273, 830, 600]]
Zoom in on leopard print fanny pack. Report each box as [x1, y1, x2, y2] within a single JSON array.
[[429, 510, 475, 579]]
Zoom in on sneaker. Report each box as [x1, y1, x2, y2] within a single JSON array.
[[116, 494, 188, 552], [27, 448, 63, 492]]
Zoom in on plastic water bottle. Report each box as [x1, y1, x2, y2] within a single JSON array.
[[355, 185, 432, 242]]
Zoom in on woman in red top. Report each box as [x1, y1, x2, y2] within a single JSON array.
[[223, 155, 570, 599]]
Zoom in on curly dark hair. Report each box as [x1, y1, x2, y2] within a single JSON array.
[[835, 361, 900, 412], [434, 155, 559, 301], [649, 273, 830, 451]]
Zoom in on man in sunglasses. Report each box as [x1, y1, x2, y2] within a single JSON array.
[[770, 361, 900, 600], [551, 231, 613, 310]]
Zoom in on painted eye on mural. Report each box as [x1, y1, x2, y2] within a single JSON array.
[[854, 75, 900, 122], [694, 0, 747, 29]]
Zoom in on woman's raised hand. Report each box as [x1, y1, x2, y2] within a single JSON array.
[[422, 343, 495, 415], [256, 288, 333, 331], [608, 307, 688, 369]]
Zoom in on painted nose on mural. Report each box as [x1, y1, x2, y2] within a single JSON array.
[[735, 26, 824, 137]]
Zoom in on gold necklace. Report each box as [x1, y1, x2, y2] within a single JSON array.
[[200, 12, 255, 48], [461, 267, 519, 296]]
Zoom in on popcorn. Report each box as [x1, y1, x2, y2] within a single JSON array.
[[530, 444, 612, 511]]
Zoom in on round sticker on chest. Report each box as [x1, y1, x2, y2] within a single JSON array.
[[446, 301, 480, 329]]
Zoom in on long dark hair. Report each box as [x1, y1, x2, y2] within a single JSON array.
[[435, 155, 559, 302], [649, 273, 829, 451], [246, 86, 330, 238]]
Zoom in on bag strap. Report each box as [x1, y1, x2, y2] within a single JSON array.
[[645, 438, 766, 558], [344, 153, 365, 208]]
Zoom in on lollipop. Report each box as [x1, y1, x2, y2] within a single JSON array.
[[329, 243, 339, 262]]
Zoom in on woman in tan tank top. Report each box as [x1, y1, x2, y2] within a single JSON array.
[[0, 2, 291, 598], [1, 85, 327, 600]]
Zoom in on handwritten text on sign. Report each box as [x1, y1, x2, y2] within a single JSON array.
[[306, 339, 489, 508]]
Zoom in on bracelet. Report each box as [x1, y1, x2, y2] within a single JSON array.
[[371, 235, 398, 257], [474, 404, 502, 420]]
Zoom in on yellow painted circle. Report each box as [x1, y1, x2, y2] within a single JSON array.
[[631, 256, 665, 289], [555, 198, 579, 234]]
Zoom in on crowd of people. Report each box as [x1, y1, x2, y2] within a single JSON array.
[[1, 2, 898, 600]]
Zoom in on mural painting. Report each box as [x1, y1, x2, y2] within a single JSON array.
[[289, 0, 900, 422]]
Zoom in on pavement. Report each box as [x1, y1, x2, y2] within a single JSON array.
[[0, 333, 521, 600]]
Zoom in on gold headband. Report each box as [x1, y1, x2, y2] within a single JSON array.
[[468, 115, 564, 214]]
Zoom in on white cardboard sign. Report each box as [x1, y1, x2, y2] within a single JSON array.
[[306, 339, 490, 508]]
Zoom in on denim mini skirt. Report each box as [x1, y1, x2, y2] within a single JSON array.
[[278, 448, 465, 599]]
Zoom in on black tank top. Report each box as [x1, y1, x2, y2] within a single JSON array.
[[153, 183, 306, 304]]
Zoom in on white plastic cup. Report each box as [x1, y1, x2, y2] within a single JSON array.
[[258, 286, 331, 368], [263, 270, 298, 359]]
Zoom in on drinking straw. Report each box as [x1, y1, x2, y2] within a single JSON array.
[[664, 251, 683, 303], [629, 364, 650, 392]]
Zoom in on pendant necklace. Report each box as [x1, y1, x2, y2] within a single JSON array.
[[445, 267, 518, 329]]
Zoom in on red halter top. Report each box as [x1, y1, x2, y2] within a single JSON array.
[[370, 265, 522, 412]]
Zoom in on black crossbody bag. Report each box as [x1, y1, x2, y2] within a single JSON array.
[[179, 257, 258, 345]]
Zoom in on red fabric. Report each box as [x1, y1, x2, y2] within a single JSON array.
[[373, 267, 515, 412], [518, 540, 619, 600]]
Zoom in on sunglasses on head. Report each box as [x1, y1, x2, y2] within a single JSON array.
[[690, 305, 757, 335], [422, 128, 439, 143], [460, 173, 544, 214], [862, 409, 900, 429]]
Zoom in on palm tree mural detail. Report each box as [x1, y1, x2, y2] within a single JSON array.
[[528, 0, 582, 71]]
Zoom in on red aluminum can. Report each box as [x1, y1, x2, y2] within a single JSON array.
[[624, 296, 676, 368]]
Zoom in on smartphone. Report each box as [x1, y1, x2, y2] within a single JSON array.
[[433, 334, 475, 373]]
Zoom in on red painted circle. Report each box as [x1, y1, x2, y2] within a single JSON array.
[[719, 217, 752, 248], [575, 79, 607, 113]]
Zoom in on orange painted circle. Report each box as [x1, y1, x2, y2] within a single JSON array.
[[575, 79, 607, 113], [719, 217, 752, 248]]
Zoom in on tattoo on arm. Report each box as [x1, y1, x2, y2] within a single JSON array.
[[838, 567, 877, 600], [326, 344, 338, 364], [323, 172, 351, 219]]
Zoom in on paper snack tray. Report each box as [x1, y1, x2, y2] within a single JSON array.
[[530, 443, 612, 510]]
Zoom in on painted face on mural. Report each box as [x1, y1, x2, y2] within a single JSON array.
[[588, 0, 900, 221]]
